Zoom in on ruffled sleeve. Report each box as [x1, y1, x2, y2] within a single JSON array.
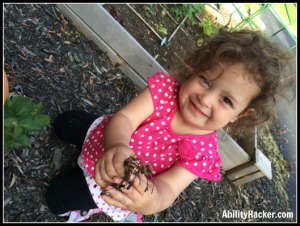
[[175, 136, 222, 181], [147, 72, 178, 108]]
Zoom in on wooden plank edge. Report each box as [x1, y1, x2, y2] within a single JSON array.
[[232, 171, 265, 186]]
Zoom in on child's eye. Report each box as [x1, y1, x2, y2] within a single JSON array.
[[222, 97, 232, 106], [198, 75, 210, 87]]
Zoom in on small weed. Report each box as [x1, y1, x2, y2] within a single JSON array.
[[142, 4, 159, 18], [155, 23, 168, 35], [169, 4, 206, 21], [68, 52, 81, 63], [4, 95, 50, 152], [198, 15, 221, 37]]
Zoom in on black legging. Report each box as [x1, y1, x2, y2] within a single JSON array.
[[46, 110, 99, 214]]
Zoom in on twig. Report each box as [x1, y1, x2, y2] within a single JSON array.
[[167, 15, 188, 43], [11, 151, 26, 177]]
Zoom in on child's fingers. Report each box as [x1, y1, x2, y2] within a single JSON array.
[[94, 160, 104, 185], [94, 157, 117, 187], [101, 186, 131, 210]]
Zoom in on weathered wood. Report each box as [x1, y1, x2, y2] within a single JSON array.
[[225, 148, 272, 183], [218, 129, 250, 171], [254, 148, 272, 179], [232, 171, 266, 186], [226, 160, 259, 181]]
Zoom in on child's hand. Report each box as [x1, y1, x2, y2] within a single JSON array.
[[100, 174, 157, 215], [94, 145, 135, 187]]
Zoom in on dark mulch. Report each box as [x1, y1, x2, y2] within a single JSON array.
[[3, 4, 293, 222]]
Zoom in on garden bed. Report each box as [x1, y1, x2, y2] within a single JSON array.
[[102, 3, 211, 71]]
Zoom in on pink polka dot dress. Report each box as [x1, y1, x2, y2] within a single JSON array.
[[75, 72, 222, 222]]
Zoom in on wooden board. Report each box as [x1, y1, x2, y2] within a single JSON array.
[[225, 160, 259, 180], [232, 171, 265, 186], [218, 129, 250, 171], [255, 148, 272, 179], [224, 148, 272, 181]]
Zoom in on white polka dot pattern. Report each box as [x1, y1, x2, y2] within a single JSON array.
[[78, 72, 222, 220]]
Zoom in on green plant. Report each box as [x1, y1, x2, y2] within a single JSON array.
[[170, 4, 206, 21], [198, 15, 221, 37], [4, 95, 51, 152], [196, 15, 221, 47], [155, 23, 168, 35], [142, 4, 159, 18], [68, 52, 81, 63]]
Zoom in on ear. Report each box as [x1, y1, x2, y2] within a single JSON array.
[[229, 108, 255, 123]]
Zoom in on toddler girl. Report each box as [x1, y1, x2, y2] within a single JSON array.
[[46, 29, 293, 222]]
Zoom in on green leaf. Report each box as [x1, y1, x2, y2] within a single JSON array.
[[6, 95, 19, 109], [14, 134, 30, 147], [4, 132, 24, 151], [4, 94, 50, 152], [4, 117, 18, 127], [4, 125, 14, 139], [13, 126, 25, 138], [4, 100, 14, 118], [68, 52, 74, 62], [34, 114, 51, 128], [19, 119, 41, 131], [30, 101, 43, 116], [73, 53, 81, 63], [11, 96, 34, 116]]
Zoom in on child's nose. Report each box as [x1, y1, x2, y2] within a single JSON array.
[[197, 92, 214, 108]]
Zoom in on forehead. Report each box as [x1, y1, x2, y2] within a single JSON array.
[[206, 63, 258, 84], [207, 64, 261, 106]]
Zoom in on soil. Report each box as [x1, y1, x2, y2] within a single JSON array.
[[3, 4, 293, 223], [103, 4, 205, 71]]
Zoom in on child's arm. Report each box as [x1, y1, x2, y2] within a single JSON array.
[[94, 87, 154, 186], [100, 165, 198, 215]]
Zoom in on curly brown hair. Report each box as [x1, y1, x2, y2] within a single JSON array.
[[172, 28, 295, 135]]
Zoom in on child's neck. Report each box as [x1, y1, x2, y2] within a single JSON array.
[[171, 111, 214, 136]]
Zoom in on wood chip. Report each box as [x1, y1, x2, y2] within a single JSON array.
[[10, 173, 18, 188]]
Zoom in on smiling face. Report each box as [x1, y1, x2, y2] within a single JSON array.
[[178, 63, 261, 134]]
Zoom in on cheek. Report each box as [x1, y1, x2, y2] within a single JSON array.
[[178, 86, 186, 104]]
